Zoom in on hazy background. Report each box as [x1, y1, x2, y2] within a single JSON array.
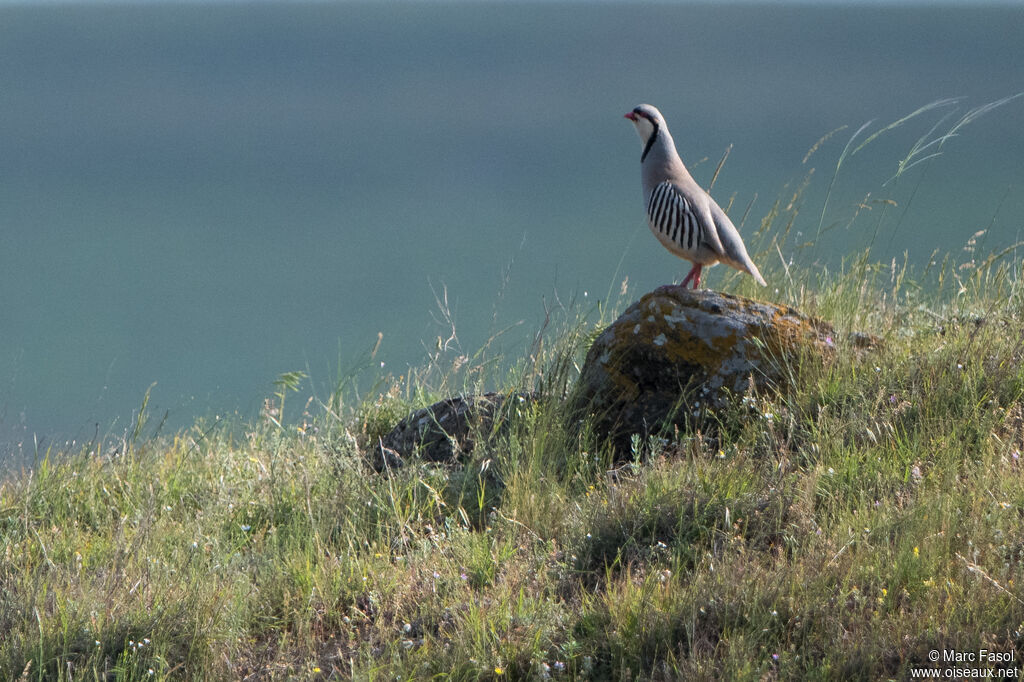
[[2, 1, 1023, 461]]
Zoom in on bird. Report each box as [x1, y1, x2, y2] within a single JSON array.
[[625, 104, 766, 289]]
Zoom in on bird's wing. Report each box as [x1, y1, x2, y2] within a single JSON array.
[[647, 181, 724, 256], [709, 198, 767, 286]]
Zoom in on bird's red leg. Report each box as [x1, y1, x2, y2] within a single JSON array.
[[681, 265, 697, 288], [681, 264, 703, 289]]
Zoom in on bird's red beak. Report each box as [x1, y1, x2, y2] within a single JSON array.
[[624, 112, 637, 121]]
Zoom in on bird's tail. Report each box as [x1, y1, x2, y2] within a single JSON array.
[[747, 261, 767, 287], [708, 200, 767, 287]]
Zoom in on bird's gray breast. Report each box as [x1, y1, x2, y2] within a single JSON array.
[[645, 181, 704, 255]]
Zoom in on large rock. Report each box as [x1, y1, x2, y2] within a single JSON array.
[[571, 285, 835, 456], [375, 392, 534, 469]]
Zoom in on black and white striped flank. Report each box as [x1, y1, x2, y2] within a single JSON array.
[[646, 181, 703, 253]]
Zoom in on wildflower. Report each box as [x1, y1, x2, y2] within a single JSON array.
[[148, 670, 154, 676], [889, 394, 897, 405], [913, 546, 920, 558], [495, 667, 505, 675], [432, 571, 440, 579], [313, 667, 321, 673], [772, 653, 779, 661], [825, 335, 834, 348], [554, 662, 566, 672]]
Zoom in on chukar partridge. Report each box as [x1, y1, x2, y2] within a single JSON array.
[[625, 104, 766, 289]]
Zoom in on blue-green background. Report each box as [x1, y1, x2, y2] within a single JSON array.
[[2, 2, 1023, 459]]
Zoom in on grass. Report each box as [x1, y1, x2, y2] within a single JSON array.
[[3, 101, 1024, 680]]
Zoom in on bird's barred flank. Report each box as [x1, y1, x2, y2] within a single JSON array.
[[647, 181, 700, 253]]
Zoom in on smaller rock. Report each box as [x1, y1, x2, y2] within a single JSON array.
[[848, 331, 881, 349], [376, 392, 534, 468]]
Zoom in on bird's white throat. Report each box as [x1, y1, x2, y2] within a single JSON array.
[[631, 117, 657, 146]]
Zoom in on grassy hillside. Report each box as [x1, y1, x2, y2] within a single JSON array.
[[4, 101, 1024, 679], [2, 245, 1023, 680]]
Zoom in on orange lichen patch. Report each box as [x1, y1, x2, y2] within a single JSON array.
[[759, 309, 836, 371]]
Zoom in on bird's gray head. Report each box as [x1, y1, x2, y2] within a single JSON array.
[[624, 104, 666, 162]]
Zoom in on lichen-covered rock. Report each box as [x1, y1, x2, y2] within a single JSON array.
[[375, 392, 534, 469], [571, 285, 834, 456]]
